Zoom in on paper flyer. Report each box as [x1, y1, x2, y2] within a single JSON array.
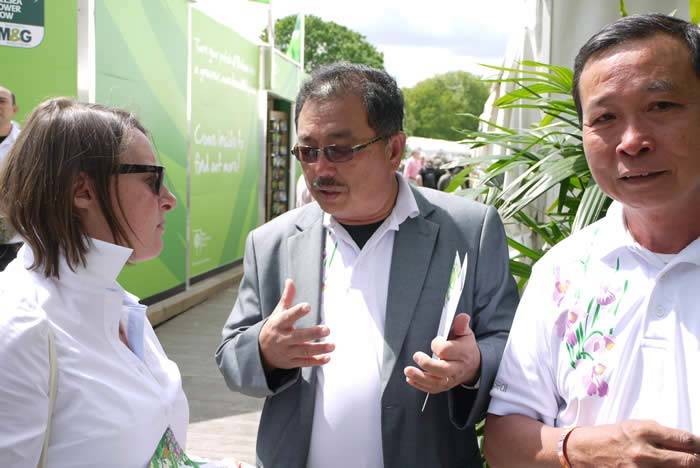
[[421, 251, 468, 412]]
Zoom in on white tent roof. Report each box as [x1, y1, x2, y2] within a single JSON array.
[[405, 136, 471, 160]]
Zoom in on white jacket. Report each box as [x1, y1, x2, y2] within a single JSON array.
[[0, 239, 189, 467]]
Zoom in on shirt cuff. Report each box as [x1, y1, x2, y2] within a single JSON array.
[[460, 377, 480, 390]]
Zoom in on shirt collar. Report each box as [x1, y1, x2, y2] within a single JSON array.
[[20, 237, 133, 289], [596, 201, 634, 264], [322, 173, 420, 232], [597, 201, 700, 267]]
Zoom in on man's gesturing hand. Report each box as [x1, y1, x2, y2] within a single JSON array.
[[259, 279, 334, 371], [404, 313, 481, 394]]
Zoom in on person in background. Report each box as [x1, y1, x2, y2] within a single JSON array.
[[295, 173, 314, 208], [402, 148, 423, 185], [216, 63, 518, 468], [0, 98, 193, 467], [0, 85, 19, 164], [0, 85, 21, 270], [419, 158, 445, 190], [486, 14, 700, 467]]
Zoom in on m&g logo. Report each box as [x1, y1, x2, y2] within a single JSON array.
[[0, 0, 44, 48], [0, 26, 31, 44]]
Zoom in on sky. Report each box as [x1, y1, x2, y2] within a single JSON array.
[[195, 0, 527, 88]]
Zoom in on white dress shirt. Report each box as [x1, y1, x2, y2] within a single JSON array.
[[0, 121, 20, 166], [489, 202, 700, 431], [0, 239, 189, 468], [307, 175, 419, 468]]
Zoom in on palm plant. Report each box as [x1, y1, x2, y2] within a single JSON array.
[[447, 61, 612, 288]]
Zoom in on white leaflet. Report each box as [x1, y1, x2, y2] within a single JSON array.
[[421, 251, 468, 412]]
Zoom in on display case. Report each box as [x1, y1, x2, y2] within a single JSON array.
[[266, 109, 291, 220]]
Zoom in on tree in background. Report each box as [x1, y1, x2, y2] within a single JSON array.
[[403, 71, 489, 141], [263, 15, 384, 73]]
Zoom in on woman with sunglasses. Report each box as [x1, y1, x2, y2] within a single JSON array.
[[0, 98, 192, 467]]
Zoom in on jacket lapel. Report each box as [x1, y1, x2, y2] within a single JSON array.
[[287, 209, 324, 331], [381, 189, 439, 394], [287, 205, 324, 450]]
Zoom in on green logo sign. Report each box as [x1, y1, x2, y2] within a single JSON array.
[[0, 0, 44, 48]]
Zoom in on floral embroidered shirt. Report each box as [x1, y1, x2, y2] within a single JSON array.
[[488, 202, 700, 431]]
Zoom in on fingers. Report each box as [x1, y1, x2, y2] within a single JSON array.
[[646, 423, 700, 454], [260, 285, 336, 369], [277, 302, 311, 328], [291, 354, 332, 368], [290, 341, 335, 357], [278, 278, 296, 311], [448, 313, 473, 340], [611, 420, 700, 467], [431, 332, 474, 360], [404, 365, 448, 394], [413, 351, 453, 377], [654, 448, 700, 467], [289, 323, 330, 344], [404, 352, 460, 394]]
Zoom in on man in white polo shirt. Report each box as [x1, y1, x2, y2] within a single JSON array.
[[485, 14, 700, 467], [0, 85, 21, 271], [217, 63, 518, 467]]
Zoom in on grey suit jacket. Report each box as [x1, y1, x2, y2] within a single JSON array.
[[216, 186, 518, 468]]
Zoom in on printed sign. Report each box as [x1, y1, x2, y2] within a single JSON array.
[[0, 0, 44, 48]]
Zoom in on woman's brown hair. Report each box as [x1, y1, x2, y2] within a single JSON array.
[[0, 98, 147, 278]]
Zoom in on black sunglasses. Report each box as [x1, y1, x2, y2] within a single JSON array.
[[117, 164, 165, 195], [291, 135, 386, 164]]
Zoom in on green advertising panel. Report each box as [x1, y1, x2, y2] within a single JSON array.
[[190, 8, 260, 277], [96, 0, 188, 298], [0, 0, 45, 48], [0, 0, 75, 120], [271, 51, 302, 101]]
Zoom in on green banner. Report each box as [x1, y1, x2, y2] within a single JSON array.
[[190, 8, 261, 277], [0, 0, 44, 48], [286, 14, 302, 62], [0, 1, 74, 115], [96, 0, 188, 298], [272, 50, 302, 101]]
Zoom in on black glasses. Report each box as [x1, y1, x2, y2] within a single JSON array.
[[291, 135, 386, 163], [117, 164, 165, 195]]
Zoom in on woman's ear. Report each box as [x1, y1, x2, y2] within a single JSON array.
[[73, 172, 95, 211]]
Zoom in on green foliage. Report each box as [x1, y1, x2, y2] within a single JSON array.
[[451, 61, 612, 283], [403, 71, 490, 141], [691, 0, 700, 24], [619, 0, 629, 17], [262, 15, 384, 73]]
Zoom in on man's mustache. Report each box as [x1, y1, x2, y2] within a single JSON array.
[[312, 177, 345, 189]]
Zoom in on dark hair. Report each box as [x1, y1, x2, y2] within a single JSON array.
[[294, 63, 404, 137], [0, 98, 146, 278], [573, 14, 700, 120]]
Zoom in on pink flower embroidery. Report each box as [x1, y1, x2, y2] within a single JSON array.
[[553, 267, 570, 306], [584, 334, 615, 354], [596, 286, 616, 306], [555, 309, 580, 346], [581, 362, 609, 397]]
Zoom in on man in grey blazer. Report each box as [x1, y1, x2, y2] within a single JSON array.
[[216, 63, 518, 467]]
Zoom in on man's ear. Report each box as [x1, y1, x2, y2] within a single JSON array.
[[73, 172, 95, 211], [387, 132, 407, 170]]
